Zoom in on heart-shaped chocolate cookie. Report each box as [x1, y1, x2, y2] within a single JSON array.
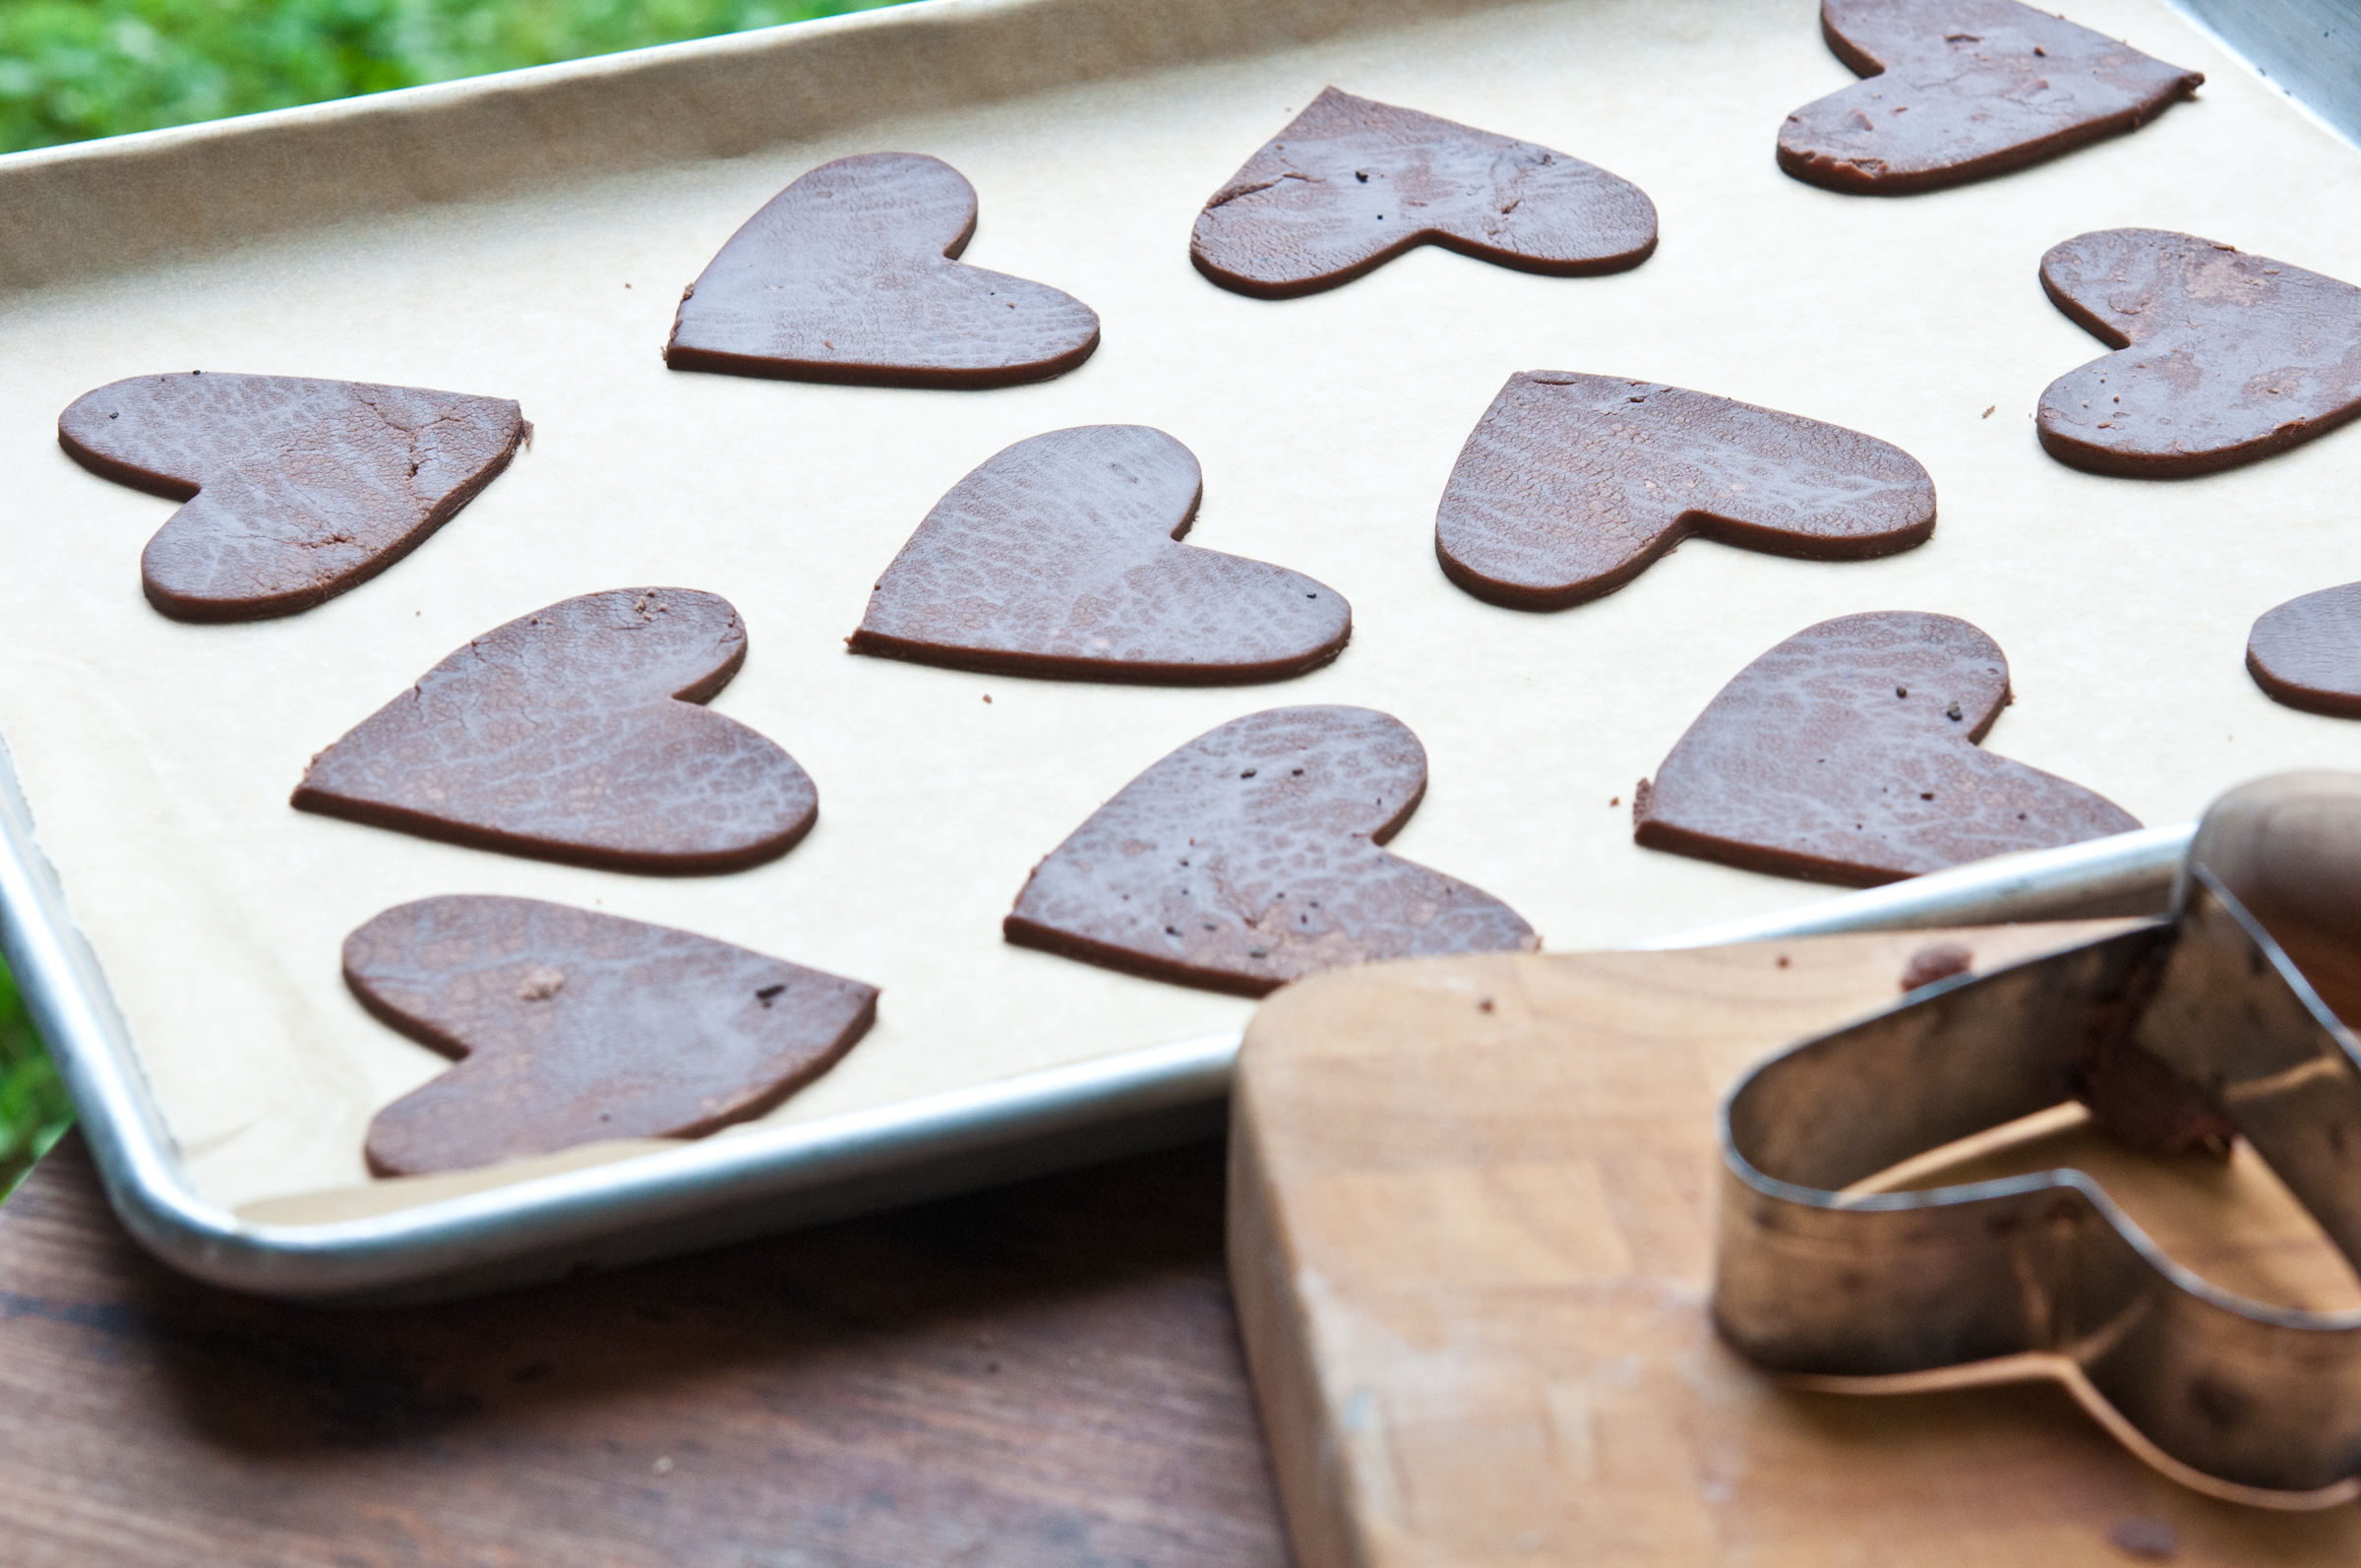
[[1636, 611, 2139, 885], [58, 372, 526, 622], [1190, 88, 1657, 300], [1005, 705, 1536, 995], [665, 152, 1101, 389], [1436, 373, 1936, 609], [294, 588, 816, 873], [1778, 0, 2202, 195], [2038, 229, 2361, 477], [2249, 583, 2361, 717], [348, 895, 878, 1176], [849, 425, 1351, 683]]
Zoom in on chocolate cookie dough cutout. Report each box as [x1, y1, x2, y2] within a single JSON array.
[[1006, 705, 1536, 996], [58, 372, 526, 622], [295, 588, 816, 874], [850, 425, 1350, 683], [2038, 229, 2361, 478], [1436, 373, 1935, 609], [1778, 0, 2202, 195], [1635, 611, 2139, 886], [2249, 584, 2361, 717], [666, 152, 1101, 389], [350, 895, 878, 1176], [1190, 88, 1657, 300]]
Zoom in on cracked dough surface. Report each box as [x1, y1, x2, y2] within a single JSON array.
[[55, 373, 524, 620]]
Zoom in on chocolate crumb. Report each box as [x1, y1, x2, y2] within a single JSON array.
[[515, 965, 566, 1002], [1900, 941, 1972, 991]]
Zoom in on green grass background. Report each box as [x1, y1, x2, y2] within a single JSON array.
[[0, 0, 906, 1195], [2, 0, 904, 151], [0, 980, 64, 1198]]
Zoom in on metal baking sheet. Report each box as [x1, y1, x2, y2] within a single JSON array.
[[0, 0, 2354, 1301]]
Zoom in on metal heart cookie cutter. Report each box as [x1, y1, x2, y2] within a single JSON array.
[[1715, 776, 2361, 1510]]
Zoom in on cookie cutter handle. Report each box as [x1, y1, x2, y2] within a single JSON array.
[[2187, 771, 2361, 1027]]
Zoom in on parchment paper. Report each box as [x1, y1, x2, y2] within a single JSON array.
[[0, 0, 2354, 1211]]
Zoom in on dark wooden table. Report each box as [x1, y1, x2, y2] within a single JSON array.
[[0, 1132, 1290, 1567]]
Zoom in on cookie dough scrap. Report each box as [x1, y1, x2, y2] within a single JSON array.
[[1635, 611, 2139, 886], [666, 152, 1101, 389], [1006, 704, 1536, 995], [349, 895, 878, 1176], [1190, 87, 1656, 299], [295, 588, 817, 874], [2038, 228, 2361, 477], [58, 371, 526, 622], [850, 425, 1351, 683], [1779, 0, 2202, 195], [1436, 372, 1935, 609]]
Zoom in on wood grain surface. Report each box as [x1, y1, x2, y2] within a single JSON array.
[[1230, 923, 2361, 1568], [0, 1132, 1286, 1568]]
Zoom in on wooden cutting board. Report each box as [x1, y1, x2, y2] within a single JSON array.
[[1228, 923, 2361, 1567]]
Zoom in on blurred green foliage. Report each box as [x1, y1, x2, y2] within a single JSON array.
[[0, 0, 911, 1192], [0, 968, 68, 1199], [1, 0, 906, 153]]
